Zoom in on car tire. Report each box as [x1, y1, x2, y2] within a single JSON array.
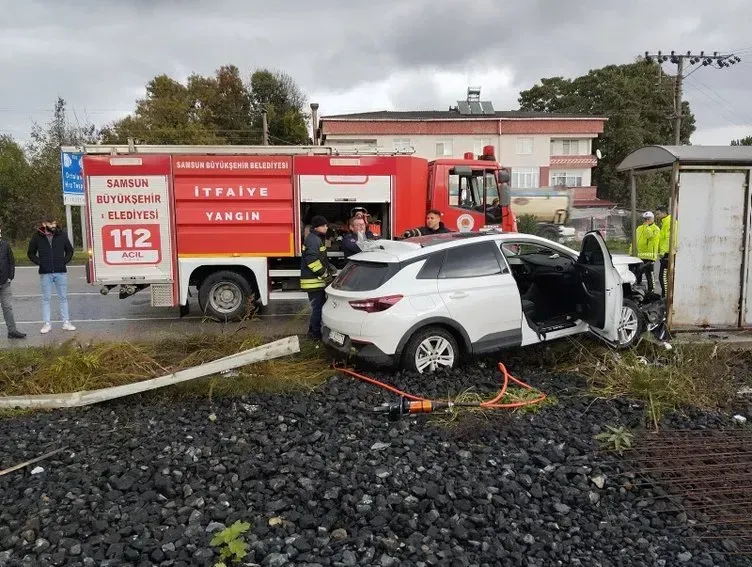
[[198, 270, 256, 322], [615, 298, 644, 350], [402, 326, 459, 374]]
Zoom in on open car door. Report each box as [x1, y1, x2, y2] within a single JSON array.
[[575, 231, 622, 344]]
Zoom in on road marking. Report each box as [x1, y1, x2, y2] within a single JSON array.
[[14, 292, 101, 298]]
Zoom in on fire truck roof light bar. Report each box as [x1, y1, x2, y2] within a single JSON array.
[[60, 144, 416, 157]]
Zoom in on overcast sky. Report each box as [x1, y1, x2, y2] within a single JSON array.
[[2, 0, 752, 147]]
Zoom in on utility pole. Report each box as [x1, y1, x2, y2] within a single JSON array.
[[673, 57, 684, 145], [261, 109, 269, 146], [644, 51, 742, 145]]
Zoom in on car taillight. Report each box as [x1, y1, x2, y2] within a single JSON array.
[[349, 294, 403, 313]]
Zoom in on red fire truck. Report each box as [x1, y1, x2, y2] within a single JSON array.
[[78, 144, 516, 320]]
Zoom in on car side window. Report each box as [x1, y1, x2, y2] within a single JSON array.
[[439, 242, 503, 279], [501, 242, 557, 257], [416, 251, 445, 279], [579, 235, 605, 265]]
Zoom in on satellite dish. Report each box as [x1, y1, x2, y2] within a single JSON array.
[[595, 149, 603, 160]]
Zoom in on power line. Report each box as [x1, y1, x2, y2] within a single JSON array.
[[644, 50, 743, 144], [685, 76, 752, 126]]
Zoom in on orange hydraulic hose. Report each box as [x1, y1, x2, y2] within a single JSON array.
[[333, 362, 547, 412]]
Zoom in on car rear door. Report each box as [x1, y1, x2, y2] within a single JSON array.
[[575, 231, 622, 343], [436, 241, 522, 349]]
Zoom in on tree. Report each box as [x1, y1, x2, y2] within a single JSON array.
[[100, 74, 224, 145], [101, 66, 310, 146], [249, 69, 309, 145], [731, 136, 752, 146], [20, 98, 99, 242], [0, 135, 33, 242], [518, 59, 697, 208]]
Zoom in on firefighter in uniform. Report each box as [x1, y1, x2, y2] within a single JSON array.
[[655, 205, 674, 298], [629, 211, 660, 292], [300, 215, 336, 340], [401, 209, 453, 238]]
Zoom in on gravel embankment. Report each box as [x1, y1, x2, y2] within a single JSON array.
[[0, 365, 747, 567]]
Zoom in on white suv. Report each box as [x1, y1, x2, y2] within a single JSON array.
[[322, 231, 651, 374]]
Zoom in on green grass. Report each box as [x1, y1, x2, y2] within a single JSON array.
[[557, 339, 747, 426], [0, 322, 746, 430], [0, 332, 335, 404], [11, 244, 87, 266]]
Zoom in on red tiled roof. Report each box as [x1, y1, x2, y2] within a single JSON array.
[[323, 110, 607, 121]]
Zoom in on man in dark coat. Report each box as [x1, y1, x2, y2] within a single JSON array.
[[27, 216, 75, 334], [0, 226, 25, 339], [402, 209, 453, 238], [341, 215, 376, 258]]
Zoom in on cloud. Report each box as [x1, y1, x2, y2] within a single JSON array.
[[1, 0, 751, 145]]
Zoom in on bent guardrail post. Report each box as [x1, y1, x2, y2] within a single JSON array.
[[0, 336, 300, 410]]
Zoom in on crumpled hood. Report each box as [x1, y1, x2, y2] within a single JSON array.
[[611, 253, 643, 285]]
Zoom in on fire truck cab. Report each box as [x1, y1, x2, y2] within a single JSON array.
[[75, 144, 514, 321]]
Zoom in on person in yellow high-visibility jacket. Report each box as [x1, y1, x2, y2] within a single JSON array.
[[628, 211, 660, 292], [655, 205, 676, 298]]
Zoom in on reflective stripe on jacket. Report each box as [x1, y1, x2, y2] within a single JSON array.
[[658, 215, 676, 256], [629, 223, 660, 261], [300, 231, 330, 290]]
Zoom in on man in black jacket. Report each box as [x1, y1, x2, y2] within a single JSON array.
[[341, 215, 376, 259], [0, 227, 26, 339], [300, 216, 336, 340], [27, 216, 75, 334], [402, 209, 453, 238]]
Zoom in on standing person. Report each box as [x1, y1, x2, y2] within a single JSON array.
[[300, 215, 336, 341], [629, 211, 660, 293], [0, 227, 26, 339], [402, 209, 453, 238], [341, 216, 375, 258], [27, 216, 76, 334], [655, 205, 674, 298]]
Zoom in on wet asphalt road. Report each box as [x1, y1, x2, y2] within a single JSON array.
[[0, 265, 309, 349]]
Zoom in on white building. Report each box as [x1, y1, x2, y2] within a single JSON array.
[[317, 89, 610, 207]]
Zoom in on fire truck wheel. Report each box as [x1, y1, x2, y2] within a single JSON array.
[[198, 270, 256, 322]]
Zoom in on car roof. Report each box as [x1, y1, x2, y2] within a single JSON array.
[[350, 231, 579, 263]]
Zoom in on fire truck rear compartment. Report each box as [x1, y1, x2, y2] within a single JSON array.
[[269, 202, 391, 292]]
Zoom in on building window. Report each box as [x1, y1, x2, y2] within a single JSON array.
[[562, 140, 580, 155], [393, 138, 412, 152], [550, 138, 585, 155], [550, 170, 584, 187], [473, 138, 496, 157], [435, 139, 453, 157], [511, 167, 539, 189], [516, 137, 533, 155]]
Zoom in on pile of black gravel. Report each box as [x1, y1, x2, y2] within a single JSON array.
[[0, 364, 747, 567]]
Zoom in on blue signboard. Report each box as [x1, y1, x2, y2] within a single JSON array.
[[61, 151, 84, 205]]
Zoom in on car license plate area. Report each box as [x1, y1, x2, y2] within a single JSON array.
[[328, 329, 345, 346]]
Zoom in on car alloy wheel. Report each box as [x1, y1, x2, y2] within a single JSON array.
[[616, 299, 644, 349], [415, 335, 455, 373], [403, 326, 461, 374]]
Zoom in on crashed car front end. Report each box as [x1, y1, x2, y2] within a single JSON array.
[[611, 253, 670, 342]]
